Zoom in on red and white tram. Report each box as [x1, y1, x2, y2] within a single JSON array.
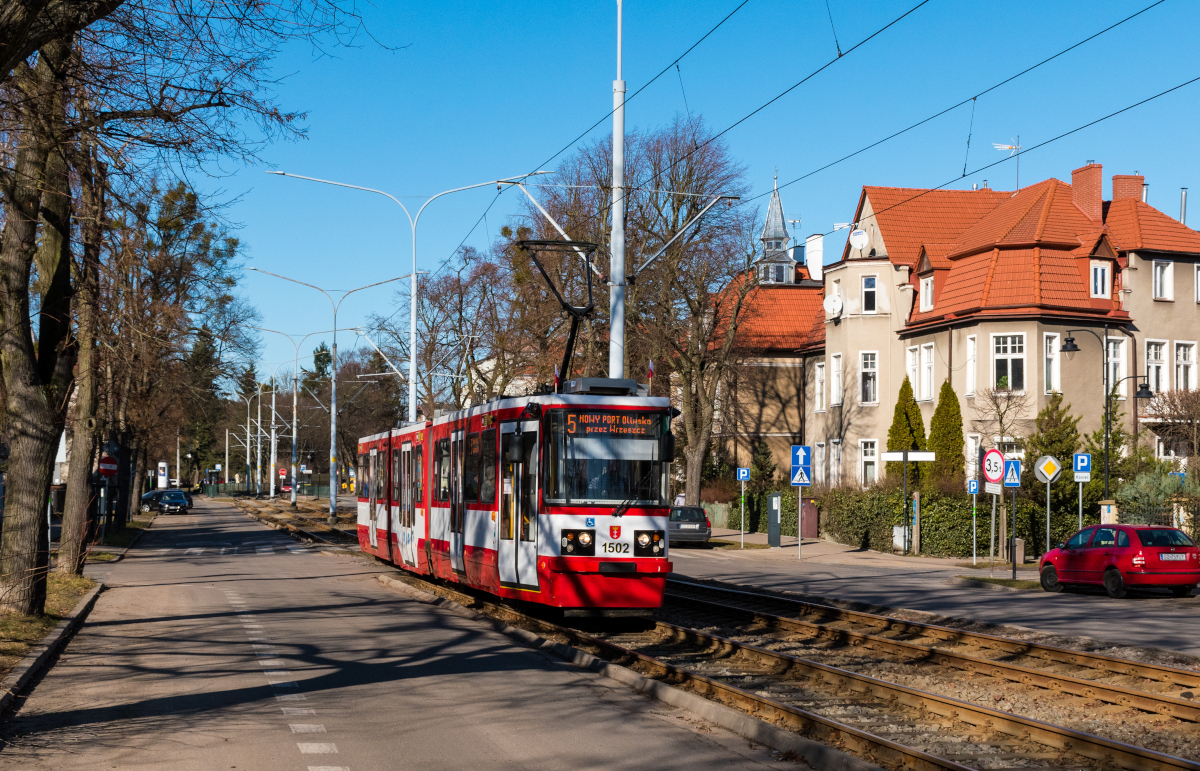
[[356, 378, 674, 612]]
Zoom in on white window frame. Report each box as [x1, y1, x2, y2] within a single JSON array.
[[966, 434, 981, 480], [1153, 260, 1173, 300], [831, 440, 842, 486], [1146, 339, 1168, 394], [1194, 264, 1200, 304], [814, 362, 826, 412], [1043, 333, 1060, 394], [815, 442, 826, 484], [1106, 337, 1126, 398], [830, 354, 843, 405], [859, 439, 878, 487], [861, 275, 877, 314], [965, 334, 977, 396], [859, 351, 878, 405], [990, 333, 1026, 393], [920, 343, 934, 401], [906, 346, 918, 391], [919, 275, 934, 311], [1177, 341, 1197, 391], [1090, 260, 1110, 298]]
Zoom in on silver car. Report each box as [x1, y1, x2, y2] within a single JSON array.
[[668, 506, 711, 545]]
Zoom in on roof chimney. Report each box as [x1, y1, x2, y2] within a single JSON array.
[[805, 234, 824, 282], [1182, 188, 1188, 226], [1112, 174, 1144, 201], [1072, 162, 1103, 223], [1143, 183, 1149, 203]]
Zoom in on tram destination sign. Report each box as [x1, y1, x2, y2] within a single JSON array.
[[564, 411, 656, 437]]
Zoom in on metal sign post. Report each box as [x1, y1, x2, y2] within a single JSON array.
[[982, 448, 1005, 577], [1034, 455, 1062, 557], [736, 467, 750, 549], [1073, 453, 1092, 532], [967, 479, 979, 565], [881, 450, 936, 555], [1004, 459, 1022, 580], [790, 446, 811, 560]]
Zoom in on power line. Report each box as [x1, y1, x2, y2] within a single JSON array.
[[743, 0, 1166, 207]]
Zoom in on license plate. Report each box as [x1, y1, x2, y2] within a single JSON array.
[[680, 524, 699, 530], [1160, 553, 1188, 561]]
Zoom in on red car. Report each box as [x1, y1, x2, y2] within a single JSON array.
[[1039, 525, 1200, 598]]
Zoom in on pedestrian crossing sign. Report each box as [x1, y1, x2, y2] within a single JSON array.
[[790, 465, 810, 486], [1003, 459, 1021, 487]]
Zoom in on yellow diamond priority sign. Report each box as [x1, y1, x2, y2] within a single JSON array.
[[1033, 455, 1062, 484]]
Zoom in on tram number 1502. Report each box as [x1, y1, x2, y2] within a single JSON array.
[[602, 542, 630, 554]]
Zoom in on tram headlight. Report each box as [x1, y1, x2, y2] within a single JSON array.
[[578, 531, 592, 547], [559, 529, 595, 556], [634, 529, 665, 558], [637, 533, 651, 547]]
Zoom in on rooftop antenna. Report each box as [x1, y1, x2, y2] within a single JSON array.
[[992, 136, 1022, 191]]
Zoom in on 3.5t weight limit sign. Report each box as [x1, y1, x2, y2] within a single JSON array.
[[982, 448, 1005, 495]]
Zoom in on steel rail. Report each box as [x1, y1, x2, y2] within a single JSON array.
[[387, 571, 1200, 771], [667, 578, 1200, 689], [665, 590, 1200, 722]]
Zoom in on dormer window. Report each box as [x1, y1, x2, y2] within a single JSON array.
[[1090, 260, 1110, 298], [919, 276, 934, 311], [775, 264, 785, 283]]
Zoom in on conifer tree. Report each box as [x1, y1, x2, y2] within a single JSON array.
[[748, 439, 777, 494], [886, 377, 926, 485], [1022, 392, 1082, 551], [925, 379, 965, 494]]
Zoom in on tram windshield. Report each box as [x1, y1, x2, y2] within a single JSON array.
[[545, 410, 669, 506]]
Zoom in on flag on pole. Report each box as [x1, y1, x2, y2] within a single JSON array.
[[553, 364, 560, 390], [648, 358, 654, 379]]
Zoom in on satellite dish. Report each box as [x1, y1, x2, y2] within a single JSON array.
[[849, 229, 869, 251], [823, 295, 843, 317]]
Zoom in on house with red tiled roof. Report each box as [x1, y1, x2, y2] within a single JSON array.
[[808, 162, 1200, 490]]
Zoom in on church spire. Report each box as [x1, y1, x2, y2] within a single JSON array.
[[760, 172, 789, 250]]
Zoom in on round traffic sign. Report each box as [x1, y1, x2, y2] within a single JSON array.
[[982, 448, 1005, 484], [279, 467, 287, 477], [98, 455, 118, 477]]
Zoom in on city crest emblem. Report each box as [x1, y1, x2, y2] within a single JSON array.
[[609, 525, 621, 540]]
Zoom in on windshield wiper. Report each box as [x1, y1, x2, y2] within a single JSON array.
[[611, 465, 659, 518]]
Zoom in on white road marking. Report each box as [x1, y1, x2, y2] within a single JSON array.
[[243, 625, 265, 631], [297, 743, 338, 754], [287, 546, 306, 553], [259, 659, 288, 667], [275, 694, 306, 701], [185, 548, 205, 556], [290, 724, 326, 733], [252, 644, 276, 650], [307, 767, 349, 771], [256, 546, 274, 555], [282, 707, 316, 716]]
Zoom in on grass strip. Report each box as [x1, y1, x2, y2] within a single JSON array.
[[704, 539, 772, 550], [100, 516, 153, 549], [956, 575, 1041, 591], [0, 573, 96, 682]]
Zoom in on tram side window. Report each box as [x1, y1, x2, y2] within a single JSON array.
[[413, 446, 423, 505], [392, 450, 401, 503], [437, 439, 450, 501], [479, 428, 497, 504], [357, 453, 366, 497], [464, 432, 481, 502]]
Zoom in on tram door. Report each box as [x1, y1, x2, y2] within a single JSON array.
[[449, 429, 466, 575], [367, 448, 379, 549], [498, 421, 539, 590], [397, 442, 417, 567]]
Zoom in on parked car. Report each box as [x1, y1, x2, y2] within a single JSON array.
[[1039, 525, 1200, 598], [668, 506, 712, 546], [157, 489, 192, 514], [140, 490, 163, 512]]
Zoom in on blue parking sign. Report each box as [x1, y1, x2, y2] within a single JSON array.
[[736, 467, 750, 482], [1074, 453, 1091, 472], [967, 479, 978, 495]]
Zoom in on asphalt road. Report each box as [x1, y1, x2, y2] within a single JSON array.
[[0, 500, 788, 770], [670, 546, 1200, 657]]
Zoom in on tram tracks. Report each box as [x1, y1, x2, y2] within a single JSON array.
[[384, 571, 1200, 771]]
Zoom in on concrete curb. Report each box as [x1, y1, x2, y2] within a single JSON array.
[[0, 582, 104, 716], [948, 576, 1033, 593], [375, 574, 881, 771]]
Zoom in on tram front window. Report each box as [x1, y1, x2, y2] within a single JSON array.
[[546, 411, 669, 506]]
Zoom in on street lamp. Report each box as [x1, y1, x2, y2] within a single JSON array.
[[247, 267, 409, 524], [252, 326, 336, 508], [265, 169, 553, 424]]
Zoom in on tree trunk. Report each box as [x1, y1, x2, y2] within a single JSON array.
[[129, 445, 147, 519], [58, 144, 104, 576], [0, 41, 76, 615], [683, 440, 705, 506]]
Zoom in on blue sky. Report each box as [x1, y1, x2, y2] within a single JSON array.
[[220, 0, 1200, 370]]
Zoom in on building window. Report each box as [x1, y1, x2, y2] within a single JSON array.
[[860, 352, 878, 404], [1177, 343, 1196, 391], [966, 434, 980, 479], [815, 363, 826, 411], [775, 264, 785, 283], [966, 335, 977, 395], [1044, 333, 1060, 393], [1091, 261, 1110, 298], [815, 442, 826, 484], [1153, 261, 1172, 300], [906, 346, 918, 390], [1000, 438, 1023, 458], [1107, 338, 1124, 396], [831, 441, 842, 486], [919, 276, 934, 311], [1147, 341, 1166, 394], [993, 334, 1025, 391], [920, 343, 934, 400], [862, 276, 876, 313], [1195, 264, 1200, 303], [831, 354, 843, 405], [860, 440, 877, 486]]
